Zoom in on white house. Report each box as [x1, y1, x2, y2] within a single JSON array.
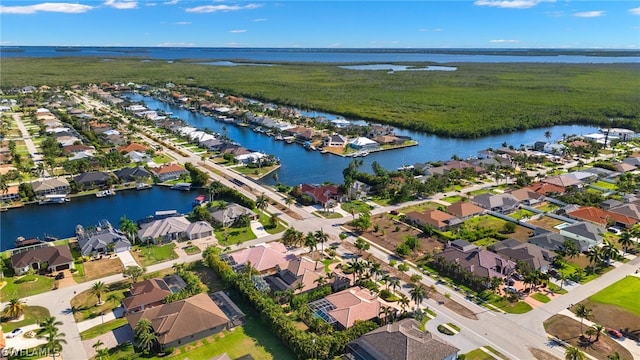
[[348, 137, 380, 151]]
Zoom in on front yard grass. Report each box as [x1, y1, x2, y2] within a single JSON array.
[[75, 257, 123, 282], [530, 293, 551, 303], [443, 195, 464, 204], [0, 274, 56, 299], [215, 227, 257, 245], [152, 153, 173, 164], [70, 280, 131, 322], [480, 291, 532, 314], [591, 180, 617, 190], [313, 210, 343, 219], [509, 208, 535, 220], [258, 211, 287, 234], [183, 245, 202, 255], [397, 201, 442, 214], [0, 306, 50, 332], [463, 348, 495, 360], [132, 243, 178, 267], [79, 318, 128, 340], [587, 276, 640, 316], [341, 200, 374, 214]]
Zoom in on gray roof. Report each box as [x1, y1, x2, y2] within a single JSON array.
[[77, 226, 131, 256], [561, 222, 604, 243], [528, 231, 570, 251], [348, 318, 459, 360], [489, 239, 555, 271], [208, 203, 257, 226], [472, 193, 519, 210], [114, 166, 153, 181]]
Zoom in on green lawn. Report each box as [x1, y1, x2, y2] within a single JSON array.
[[152, 153, 173, 164], [134, 243, 178, 267], [258, 212, 287, 235], [588, 276, 640, 316], [509, 209, 535, 220], [0, 306, 50, 332], [468, 188, 491, 196], [464, 348, 495, 360], [183, 245, 202, 255], [341, 200, 373, 214], [530, 293, 551, 303], [398, 201, 442, 214], [0, 274, 56, 299], [70, 280, 131, 322], [215, 227, 257, 245], [443, 195, 464, 204], [464, 215, 508, 231], [482, 292, 533, 314], [592, 180, 617, 190], [79, 318, 128, 340], [313, 210, 343, 219], [535, 202, 560, 213]]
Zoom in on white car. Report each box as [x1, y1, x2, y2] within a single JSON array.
[[6, 328, 23, 338]]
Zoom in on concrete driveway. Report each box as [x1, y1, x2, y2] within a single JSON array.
[[4, 324, 46, 351], [116, 250, 139, 268], [82, 323, 133, 359]]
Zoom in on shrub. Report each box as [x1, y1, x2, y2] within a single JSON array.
[[437, 324, 454, 336], [410, 274, 422, 282], [389, 259, 397, 267], [397, 264, 410, 272], [339, 233, 347, 240]]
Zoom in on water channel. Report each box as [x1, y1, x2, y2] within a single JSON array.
[[0, 93, 599, 249]]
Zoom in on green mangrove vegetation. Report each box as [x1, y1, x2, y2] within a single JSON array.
[[1, 57, 639, 138]]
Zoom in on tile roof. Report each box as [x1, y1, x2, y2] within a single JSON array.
[[11, 245, 73, 269], [122, 278, 172, 311], [406, 209, 460, 229], [568, 206, 637, 227], [229, 243, 296, 273], [526, 182, 566, 195], [446, 201, 486, 218], [320, 287, 381, 328], [439, 242, 515, 279], [300, 184, 340, 205], [126, 293, 229, 346], [348, 318, 459, 360], [151, 164, 187, 175]]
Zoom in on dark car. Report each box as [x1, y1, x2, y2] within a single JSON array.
[[55, 272, 65, 280]]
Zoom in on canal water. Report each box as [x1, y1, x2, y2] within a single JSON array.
[[0, 93, 598, 249]]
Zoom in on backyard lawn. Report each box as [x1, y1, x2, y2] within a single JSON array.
[[0, 306, 50, 332], [591, 180, 617, 190], [132, 243, 178, 267]]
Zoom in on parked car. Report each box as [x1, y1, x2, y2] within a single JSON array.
[[511, 272, 524, 281], [607, 227, 622, 235], [504, 286, 518, 294], [55, 272, 65, 280], [6, 328, 23, 338], [607, 328, 623, 339]]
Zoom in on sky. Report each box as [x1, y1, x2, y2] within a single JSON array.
[[1, 1, 639, 48]]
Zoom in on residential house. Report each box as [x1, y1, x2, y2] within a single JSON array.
[[126, 293, 230, 350], [300, 183, 342, 208], [137, 216, 213, 243], [345, 318, 459, 360], [438, 240, 515, 279], [151, 164, 188, 182], [622, 155, 640, 168], [308, 286, 382, 330], [73, 171, 112, 189], [11, 244, 74, 275], [508, 188, 545, 206], [208, 203, 258, 228], [559, 222, 604, 251], [613, 162, 637, 173], [221, 242, 297, 274], [565, 171, 598, 184], [0, 185, 20, 202], [542, 175, 582, 189], [445, 202, 486, 220], [566, 206, 637, 229], [608, 203, 640, 222], [527, 182, 566, 196], [62, 144, 95, 156], [200, 138, 225, 151], [285, 126, 316, 141], [472, 193, 519, 213], [348, 137, 380, 151], [117, 143, 149, 154], [347, 180, 371, 201], [405, 210, 461, 230], [125, 151, 151, 163], [528, 231, 575, 252], [583, 167, 618, 179], [604, 128, 636, 141], [31, 177, 70, 196], [373, 135, 405, 146], [367, 125, 394, 138], [114, 166, 153, 182], [323, 134, 347, 148], [76, 221, 132, 256], [264, 256, 325, 294], [122, 278, 178, 314], [600, 199, 623, 211], [489, 239, 556, 272]]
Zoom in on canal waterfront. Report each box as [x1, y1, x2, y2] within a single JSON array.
[[0, 94, 599, 249]]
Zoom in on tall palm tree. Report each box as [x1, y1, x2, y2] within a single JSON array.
[[618, 230, 634, 256], [256, 193, 268, 213], [410, 284, 427, 310], [314, 229, 329, 255], [586, 247, 603, 268], [565, 346, 586, 360], [399, 295, 410, 315], [285, 196, 295, 209], [589, 324, 605, 342], [134, 318, 154, 338], [91, 281, 107, 305], [135, 320, 157, 355], [3, 298, 26, 320], [304, 231, 318, 258], [574, 304, 592, 336], [37, 318, 66, 360], [208, 180, 223, 202], [119, 216, 138, 244]]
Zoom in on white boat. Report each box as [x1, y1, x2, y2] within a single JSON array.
[[96, 189, 116, 198], [397, 165, 415, 171], [39, 194, 69, 204], [136, 183, 152, 190]]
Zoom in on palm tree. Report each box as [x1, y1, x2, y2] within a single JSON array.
[[410, 284, 427, 310], [304, 231, 318, 258], [3, 298, 26, 320], [314, 229, 329, 255], [608, 352, 621, 360], [119, 216, 138, 244], [574, 304, 592, 336], [256, 193, 268, 213], [91, 281, 107, 305], [399, 295, 410, 314], [601, 240, 619, 264], [135, 319, 157, 355], [134, 317, 154, 338], [586, 247, 603, 268], [544, 131, 552, 142], [37, 317, 66, 360], [589, 324, 605, 342], [208, 180, 223, 202], [285, 196, 295, 209], [282, 227, 304, 247], [565, 346, 586, 360], [618, 230, 634, 256]]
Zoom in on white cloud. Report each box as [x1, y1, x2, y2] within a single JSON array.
[[229, 29, 247, 33], [574, 11, 605, 18], [156, 42, 195, 47], [104, 0, 138, 10], [474, 0, 553, 9], [164, 0, 179, 4], [0, 2, 93, 14], [186, 4, 261, 13], [146, 2, 157, 6], [490, 39, 520, 43], [628, 7, 640, 15], [174, 21, 191, 25], [253, 18, 267, 22]]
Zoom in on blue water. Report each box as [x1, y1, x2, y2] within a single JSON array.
[[1, 47, 639, 63]]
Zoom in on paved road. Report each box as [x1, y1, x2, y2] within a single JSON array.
[[9, 93, 635, 360]]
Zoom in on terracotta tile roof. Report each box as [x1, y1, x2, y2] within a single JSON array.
[[446, 202, 485, 218], [122, 278, 172, 311], [567, 206, 637, 227], [300, 183, 340, 205], [151, 164, 187, 175], [508, 188, 544, 202], [322, 287, 381, 328], [230, 243, 296, 273], [126, 293, 229, 346], [527, 182, 565, 195], [406, 209, 459, 229], [117, 143, 149, 153]]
